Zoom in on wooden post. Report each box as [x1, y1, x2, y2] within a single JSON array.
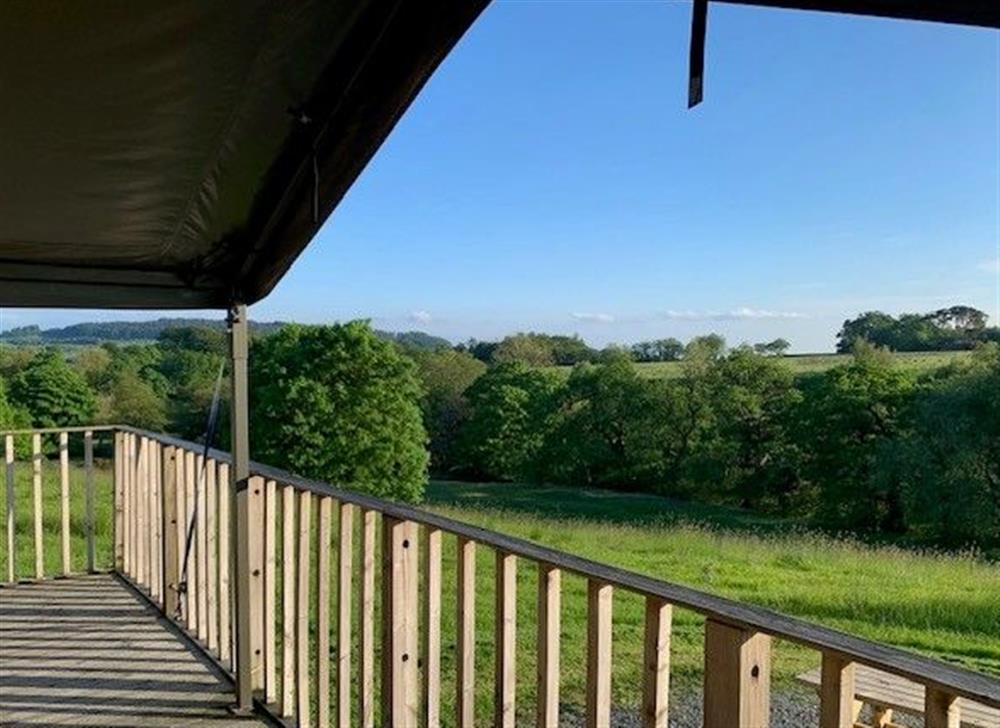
[[536, 564, 560, 728], [32, 432, 42, 579], [359, 508, 377, 728], [162, 446, 180, 618], [925, 688, 960, 728], [317, 496, 333, 727], [642, 597, 672, 728], [456, 537, 476, 728], [819, 654, 855, 728], [494, 552, 517, 728], [84, 431, 94, 573], [230, 303, 254, 713], [5, 435, 14, 583], [263, 478, 277, 702], [703, 620, 771, 728], [586, 580, 613, 728], [423, 527, 442, 728], [381, 517, 419, 727], [248, 474, 265, 691], [296, 490, 313, 726], [337, 502, 354, 728], [281, 484, 296, 718], [59, 431, 70, 575], [114, 431, 124, 571]]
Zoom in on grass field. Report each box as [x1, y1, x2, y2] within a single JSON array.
[[3, 463, 996, 722], [553, 350, 971, 379], [423, 479, 1000, 716]]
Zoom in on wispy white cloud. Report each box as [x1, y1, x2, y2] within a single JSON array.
[[978, 258, 1000, 275], [571, 312, 615, 323], [408, 310, 433, 324], [661, 307, 806, 321]]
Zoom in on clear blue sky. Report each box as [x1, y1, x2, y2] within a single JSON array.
[[3, 2, 999, 352]]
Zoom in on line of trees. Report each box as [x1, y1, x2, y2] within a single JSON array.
[[3, 316, 998, 547], [837, 306, 999, 353]]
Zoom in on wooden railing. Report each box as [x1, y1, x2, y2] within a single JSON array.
[[3, 424, 999, 728]]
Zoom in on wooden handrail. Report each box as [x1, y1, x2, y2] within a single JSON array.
[[110, 424, 1000, 709]]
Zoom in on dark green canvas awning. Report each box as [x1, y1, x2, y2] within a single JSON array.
[[0, 1, 995, 310]]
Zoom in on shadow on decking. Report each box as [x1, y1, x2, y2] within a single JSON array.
[[0, 575, 268, 727]]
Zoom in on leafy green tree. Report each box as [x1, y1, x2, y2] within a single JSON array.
[[251, 322, 428, 502], [492, 334, 556, 367], [409, 349, 487, 473], [157, 329, 226, 440], [631, 338, 685, 362], [802, 342, 915, 531], [9, 350, 97, 429], [753, 338, 790, 357], [457, 362, 563, 480], [884, 344, 1000, 545], [685, 333, 726, 361], [103, 369, 168, 431], [707, 348, 802, 509]]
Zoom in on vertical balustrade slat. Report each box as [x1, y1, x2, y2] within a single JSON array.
[[359, 508, 377, 728], [123, 434, 130, 576], [84, 430, 94, 573], [819, 654, 855, 728], [218, 461, 232, 667], [642, 597, 672, 728], [32, 432, 43, 579], [495, 552, 517, 728], [703, 619, 771, 728], [263, 478, 277, 703], [317, 496, 333, 727], [59, 431, 70, 575], [4, 435, 14, 583], [184, 450, 196, 629], [114, 431, 124, 571], [249, 474, 265, 691], [297, 490, 313, 726], [137, 437, 147, 587], [175, 451, 187, 620], [381, 517, 419, 727], [151, 442, 162, 600], [925, 688, 960, 728], [456, 537, 476, 728], [281, 483, 296, 718], [196, 454, 209, 641], [536, 564, 561, 728], [207, 461, 219, 652], [337, 502, 354, 728], [162, 446, 180, 617], [586, 580, 613, 728], [423, 527, 442, 728]]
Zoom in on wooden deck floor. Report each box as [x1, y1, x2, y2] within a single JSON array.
[[0, 574, 269, 727]]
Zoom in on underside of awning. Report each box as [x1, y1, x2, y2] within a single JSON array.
[[0, 1, 996, 310]]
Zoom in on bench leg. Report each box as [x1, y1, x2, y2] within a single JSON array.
[[871, 705, 892, 727]]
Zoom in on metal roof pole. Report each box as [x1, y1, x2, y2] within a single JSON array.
[[227, 303, 254, 713]]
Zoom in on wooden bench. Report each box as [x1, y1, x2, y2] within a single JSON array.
[[798, 664, 1000, 728]]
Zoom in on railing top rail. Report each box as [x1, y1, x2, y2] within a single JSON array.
[[116, 424, 1000, 707], [1, 425, 117, 436]]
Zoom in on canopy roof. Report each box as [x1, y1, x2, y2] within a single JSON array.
[[1, 1, 996, 310]]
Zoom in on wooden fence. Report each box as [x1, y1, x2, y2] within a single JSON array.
[[2, 424, 999, 728]]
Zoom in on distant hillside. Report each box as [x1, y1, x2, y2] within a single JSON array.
[[0, 318, 452, 351]]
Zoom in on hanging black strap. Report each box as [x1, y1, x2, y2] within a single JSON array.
[[688, 0, 709, 108], [175, 357, 226, 620]]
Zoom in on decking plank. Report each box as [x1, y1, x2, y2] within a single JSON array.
[[0, 574, 270, 727]]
